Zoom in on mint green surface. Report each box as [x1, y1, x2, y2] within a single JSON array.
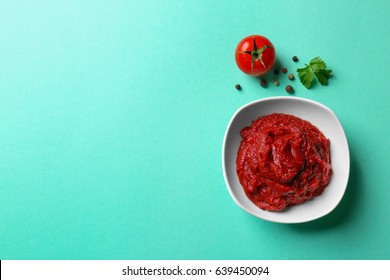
[[0, 0, 389, 260]]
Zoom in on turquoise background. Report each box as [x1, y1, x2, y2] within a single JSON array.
[[0, 0, 389, 260]]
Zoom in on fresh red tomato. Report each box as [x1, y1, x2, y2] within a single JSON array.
[[235, 35, 276, 76]]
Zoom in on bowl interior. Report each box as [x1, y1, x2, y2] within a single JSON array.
[[222, 97, 350, 223]]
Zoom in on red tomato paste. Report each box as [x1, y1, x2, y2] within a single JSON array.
[[236, 113, 332, 211]]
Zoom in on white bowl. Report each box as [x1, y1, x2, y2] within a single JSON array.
[[222, 97, 350, 223]]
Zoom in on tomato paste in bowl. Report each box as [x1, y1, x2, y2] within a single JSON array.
[[236, 113, 332, 211], [222, 97, 350, 223]]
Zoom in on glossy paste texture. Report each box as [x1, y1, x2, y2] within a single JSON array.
[[236, 113, 333, 211]]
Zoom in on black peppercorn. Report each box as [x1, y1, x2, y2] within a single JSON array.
[[292, 56, 298, 62], [260, 79, 267, 87], [235, 84, 241, 90], [285, 85, 294, 93], [273, 69, 279, 75]]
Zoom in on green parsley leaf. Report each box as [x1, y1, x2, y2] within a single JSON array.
[[297, 57, 332, 89], [297, 66, 315, 89], [309, 57, 326, 72], [315, 68, 332, 85]]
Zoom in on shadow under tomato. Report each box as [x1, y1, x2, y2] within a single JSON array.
[[288, 152, 361, 232]]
